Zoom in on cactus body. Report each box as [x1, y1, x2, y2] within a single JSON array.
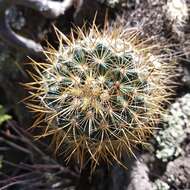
[[26, 24, 174, 170]]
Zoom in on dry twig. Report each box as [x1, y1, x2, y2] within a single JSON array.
[[0, 0, 81, 57]]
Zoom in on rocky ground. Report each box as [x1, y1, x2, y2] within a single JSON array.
[[0, 0, 190, 189]]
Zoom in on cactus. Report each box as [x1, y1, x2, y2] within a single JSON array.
[[25, 23, 175, 170]]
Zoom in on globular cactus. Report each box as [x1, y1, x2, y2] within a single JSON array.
[[26, 23, 175, 170]]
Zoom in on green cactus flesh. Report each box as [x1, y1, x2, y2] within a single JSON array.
[[44, 45, 148, 136]]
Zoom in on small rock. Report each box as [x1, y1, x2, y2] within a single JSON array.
[[166, 156, 190, 188]]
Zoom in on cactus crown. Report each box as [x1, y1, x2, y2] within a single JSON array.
[[26, 23, 174, 170]]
